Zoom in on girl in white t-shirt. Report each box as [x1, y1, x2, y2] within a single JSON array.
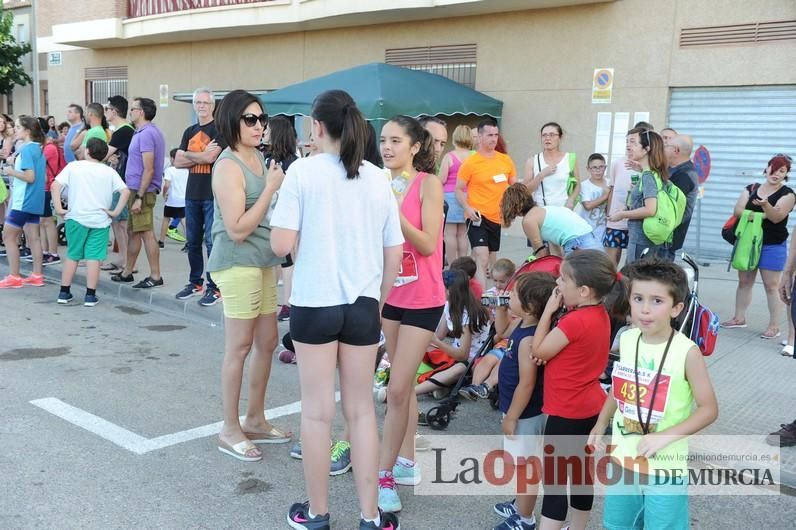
[[415, 268, 491, 397], [577, 153, 609, 244]]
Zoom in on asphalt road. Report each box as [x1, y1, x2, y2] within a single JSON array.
[[1, 281, 795, 529]]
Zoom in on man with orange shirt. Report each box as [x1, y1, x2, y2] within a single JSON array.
[[455, 117, 517, 286]]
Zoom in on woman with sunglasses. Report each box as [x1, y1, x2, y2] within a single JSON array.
[[207, 90, 291, 462], [607, 127, 669, 264], [722, 154, 794, 339], [271, 89, 403, 530]]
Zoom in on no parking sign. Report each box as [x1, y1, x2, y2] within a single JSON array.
[[693, 145, 711, 185], [592, 68, 613, 104]]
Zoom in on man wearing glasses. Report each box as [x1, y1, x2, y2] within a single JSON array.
[[173, 88, 225, 307], [111, 97, 166, 289]]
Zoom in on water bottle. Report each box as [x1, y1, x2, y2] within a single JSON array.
[[391, 171, 410, 197]]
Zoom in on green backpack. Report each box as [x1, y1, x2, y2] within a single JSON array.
[[642, 171, 686, 245], [0, 177, 7, 205], [730, 210, 764, 271]]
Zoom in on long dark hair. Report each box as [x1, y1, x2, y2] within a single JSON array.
[[627, 126, 669, 181], [17, 115, 45, 143], [386, 115, 435, 173], [444, 269, 489, 338], [500, 182, 536, 226], [267, 116, 297, 164], [563, 249, 620, 298], [364, 121, 382, 168], [311, 89, 368, 179]]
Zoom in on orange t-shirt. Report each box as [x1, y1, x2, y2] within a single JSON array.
[[457, 151, 517, 223]]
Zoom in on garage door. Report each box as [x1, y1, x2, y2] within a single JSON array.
[[668, 86, 796, 261]]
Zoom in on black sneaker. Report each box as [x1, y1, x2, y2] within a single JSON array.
[[158, 240, 165, 249], [44, 254, 61, 265], [471, 383, 490, 400], [360, 509, 400, 530], [287, 501, 330, 530], [111, 272, 134, 283], [0, 248, 7, 257], [132, 276, 164, 289], [175, 283, 203, 300], [198, 289, 221, 307], [766, 421, 796, 447]]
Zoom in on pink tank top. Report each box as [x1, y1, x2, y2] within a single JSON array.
[[443, 153, 462, 192], [386, 172, 445, 309]]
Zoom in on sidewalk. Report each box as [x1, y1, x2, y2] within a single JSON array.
[[3, 226, 795, 486]]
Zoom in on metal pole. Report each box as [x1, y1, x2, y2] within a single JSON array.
[[30, 0, 40, 117], [695, 190, 702, 264]]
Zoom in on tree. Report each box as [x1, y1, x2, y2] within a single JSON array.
[[0, 6, 32, 96]]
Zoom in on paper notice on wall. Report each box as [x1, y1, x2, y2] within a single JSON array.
[[633, 112, 650, 127], [595, 112, 612, 157], [159, 85, 169, 108], [611, 112, 630, 160]]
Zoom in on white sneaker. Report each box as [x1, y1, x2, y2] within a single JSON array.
[[415, 433, 431, 452]]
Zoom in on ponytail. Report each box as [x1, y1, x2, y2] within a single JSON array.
[[500, 182, 536, 226], [17, 115, 45, 144], [312, 90, 368, 179]]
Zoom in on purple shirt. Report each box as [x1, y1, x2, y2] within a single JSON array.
[[126, 122, 166, 193]]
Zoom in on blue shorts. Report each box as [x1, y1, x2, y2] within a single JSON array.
[[603, 228, 629, 249], [486, 346, 506, 361], [5, 209, 40, 228], [758, 241, 787, 271], [603, 467, 689, 530], [444, 191, 465, 223], [111, 191, 129, 222], [563, 232, 603, 254]]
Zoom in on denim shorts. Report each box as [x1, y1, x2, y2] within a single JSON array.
[[562, 232, 603, 254], [444, 191, 465, 223]]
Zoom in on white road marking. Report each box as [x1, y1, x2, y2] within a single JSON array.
[[30, 393, 339, 455]]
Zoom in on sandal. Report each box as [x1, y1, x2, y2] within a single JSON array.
[[720, 318, 747, 329], [781, 345, 794, 357], [100, 263, 121, 272], [244, 425, 292, 444], [761, 327, 781, 339], [217, 438, 262, 461]]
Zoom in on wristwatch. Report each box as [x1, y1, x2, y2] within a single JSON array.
[[135, 193, 144, 200]]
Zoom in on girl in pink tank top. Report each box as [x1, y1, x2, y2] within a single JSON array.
[[377, 116, 445, 512]]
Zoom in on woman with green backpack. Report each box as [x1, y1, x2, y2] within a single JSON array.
[[721, 154, 794, 339], [607, 127, 673, 264]]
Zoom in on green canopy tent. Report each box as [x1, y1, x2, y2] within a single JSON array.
[[260, 63, 502, 131]]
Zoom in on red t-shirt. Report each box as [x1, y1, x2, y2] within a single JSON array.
[[542, 304, 609, 419], [469, 278, 484, 300]]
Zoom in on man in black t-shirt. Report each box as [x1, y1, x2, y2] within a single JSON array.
[[173, 88, 225, 307], [664, 133, 699, 261], [103, 95, 136, 272]]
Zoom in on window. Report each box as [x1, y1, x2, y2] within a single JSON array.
[[386, 44, 477, 88], [85, 66, 128, 104]]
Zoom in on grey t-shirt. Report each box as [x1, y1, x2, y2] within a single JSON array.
[[627, 170, 659, 247]]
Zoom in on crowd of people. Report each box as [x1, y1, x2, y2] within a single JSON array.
[[0, 87, 792, 530]]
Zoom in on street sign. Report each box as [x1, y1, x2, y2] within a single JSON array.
[[693, 145, 711, 185], [592, 68, 613, 104]]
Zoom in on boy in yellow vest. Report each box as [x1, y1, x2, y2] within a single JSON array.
[[589, 257, 718, 530]]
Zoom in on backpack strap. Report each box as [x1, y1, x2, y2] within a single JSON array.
[[536, 153, 546, 205]]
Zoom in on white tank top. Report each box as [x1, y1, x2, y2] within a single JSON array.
[[532, 152, 571, 207]]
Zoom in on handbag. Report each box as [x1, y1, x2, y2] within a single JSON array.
[[729, 210, 764, 272], [722, 184, 759, 244]]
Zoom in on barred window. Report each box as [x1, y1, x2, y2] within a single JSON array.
[[386, 44, 477, 88], [85, 66, 128, 103]]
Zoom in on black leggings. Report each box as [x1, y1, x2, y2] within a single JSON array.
[[541, 414, 599, 522]]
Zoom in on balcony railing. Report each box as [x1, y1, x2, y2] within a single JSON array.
[[128, 0, 274, 19]]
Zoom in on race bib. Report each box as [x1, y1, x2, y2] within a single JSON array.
[[612, 362, 672, 434], [394, 251, 419, 287], [493, 173, 507, 183]]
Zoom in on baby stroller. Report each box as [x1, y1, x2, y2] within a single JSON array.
[[673, 253, 719, 356], [424, 255, 564, 430]]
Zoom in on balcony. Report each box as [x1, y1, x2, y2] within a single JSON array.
[[53, 0, 614, 49]]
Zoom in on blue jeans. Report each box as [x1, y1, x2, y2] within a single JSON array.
[[185, 199, 216, 290]]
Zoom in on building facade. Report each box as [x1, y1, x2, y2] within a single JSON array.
[[14, 0, 796, 258]]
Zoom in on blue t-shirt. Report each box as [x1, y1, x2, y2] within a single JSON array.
[[64, 123, 83, 163], [498, 324, 544, 419], [9, 142, 45, 215]]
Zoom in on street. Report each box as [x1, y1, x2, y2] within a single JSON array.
[[2, 237, 796, 529]]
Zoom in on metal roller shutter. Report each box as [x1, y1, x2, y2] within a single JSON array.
[[668, 86, 796, 261]]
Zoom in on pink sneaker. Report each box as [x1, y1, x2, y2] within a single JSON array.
[[22, 273, 45, 287], [0, 274, 24, 289], [278, 349, 296, 364]]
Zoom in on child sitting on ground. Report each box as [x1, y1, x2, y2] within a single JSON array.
[[415, 269, 491, 399], [589, 258, 718, 530], [491, 271, 557, 530], [51, 138, 129, 306], [449, 255, 483, 299], [460, 257, 516, 400], [158, 148, 188, 248]]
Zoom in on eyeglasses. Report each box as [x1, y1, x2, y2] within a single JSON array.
[[241, 113, 268, 128], [541, 133, 560, 139], [194, 101, 212, 106]]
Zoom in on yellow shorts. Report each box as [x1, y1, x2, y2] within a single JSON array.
[[212, 266, 278, 319]]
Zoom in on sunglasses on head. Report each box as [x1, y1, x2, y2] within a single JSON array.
[[241, 113, 268, 128], [775, 153, 793, 163]]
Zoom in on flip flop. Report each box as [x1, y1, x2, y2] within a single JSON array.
[[761, 328, 781, 339], [100, 263, 121, 271], [244, 425, 292, 444], [217, 439, 262, 461], [720, 319, 747, 329]]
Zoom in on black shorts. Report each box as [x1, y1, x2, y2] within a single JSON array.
[[290, 296, 380, 346], [282, 253, 293, 268], [42, 191, 53, 218], [381, 303, 445, 332], [467, 216, 501, 252], [163, 205, 185, 219]]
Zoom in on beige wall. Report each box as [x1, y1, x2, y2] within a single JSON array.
[[46, 0, 796, 164]]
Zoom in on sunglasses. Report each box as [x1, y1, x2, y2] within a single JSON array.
[[241, 113, 268, 128], [775, 153, 793, 163]]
